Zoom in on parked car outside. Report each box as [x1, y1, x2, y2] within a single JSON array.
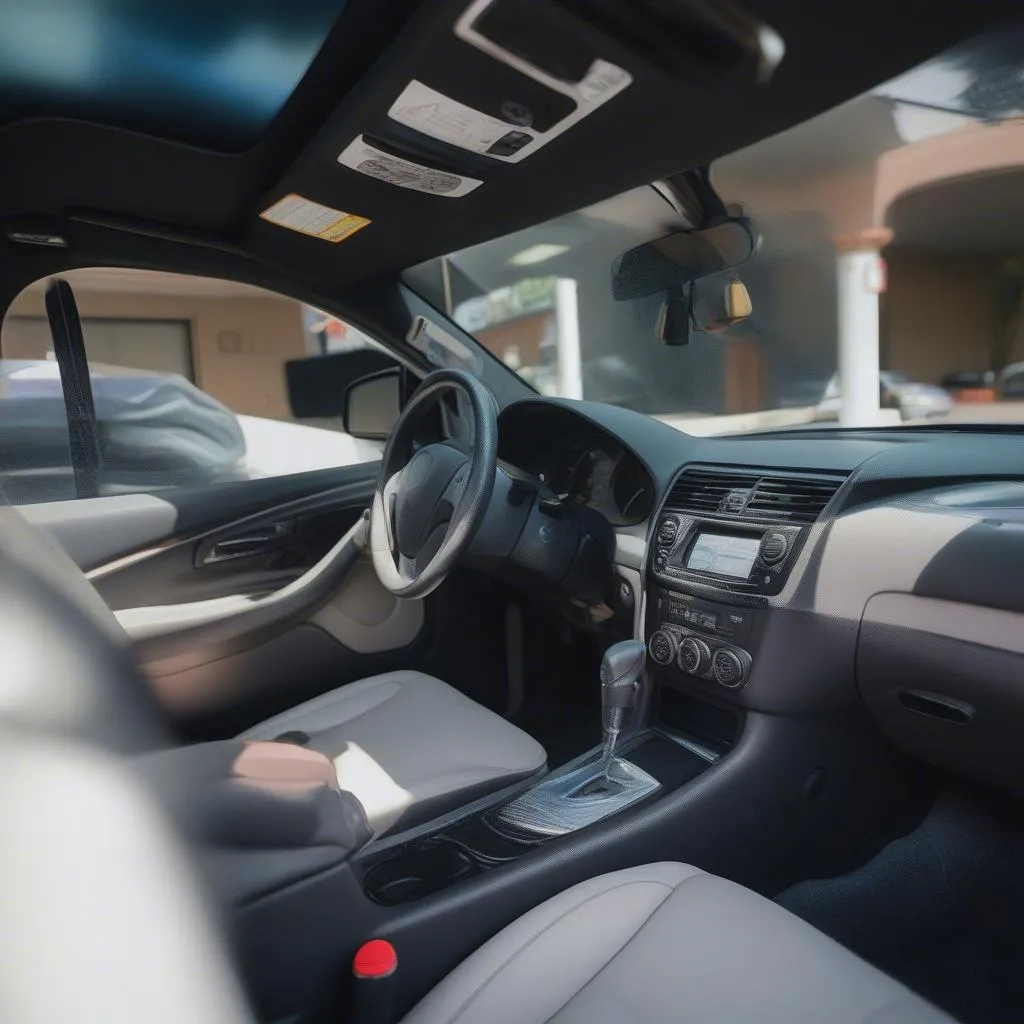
[[0, 360, 378, 503], [941, 370, 997, 404], [998, 362, 1024, 399], [815, 371, 953, 422]]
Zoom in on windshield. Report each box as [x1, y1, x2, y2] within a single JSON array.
[[402, 22, 1024, 435]]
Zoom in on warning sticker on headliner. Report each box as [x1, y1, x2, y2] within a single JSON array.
[[338, 136, 482, 197], [388, 81, 535, 159], [259, 194, 371, 243]]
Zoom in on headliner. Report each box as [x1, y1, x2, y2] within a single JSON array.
[[0, 0, 1018, 312]]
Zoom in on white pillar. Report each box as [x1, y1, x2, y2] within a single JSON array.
[[554, 277, 583, 400], [835, 228, 893, 427]]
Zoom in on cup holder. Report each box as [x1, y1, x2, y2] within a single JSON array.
[[363, 839, 479, 906]]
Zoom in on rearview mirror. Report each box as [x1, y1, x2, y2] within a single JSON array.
[[615, 215, 760, 346], [344, 370, 402, 440], [612, 217, 761, 300], [653, 276, 755, 346]]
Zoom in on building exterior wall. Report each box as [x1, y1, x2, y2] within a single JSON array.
[[476, 311, 551, 370], [6, 284, 306, 419], [875, 121, 1024, 226], [883, 249, 1010, 384]]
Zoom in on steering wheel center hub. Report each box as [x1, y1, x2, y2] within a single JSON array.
[[369, 368, 497, 598]]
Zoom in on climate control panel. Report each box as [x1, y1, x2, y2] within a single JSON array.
[[645, 586, 763, 691], [647, 624, 752, 688]]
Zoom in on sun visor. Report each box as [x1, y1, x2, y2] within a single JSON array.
[[343, 0, 782, 179]]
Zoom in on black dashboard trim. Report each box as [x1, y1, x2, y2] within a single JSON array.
[[498, 399, 658, 526]]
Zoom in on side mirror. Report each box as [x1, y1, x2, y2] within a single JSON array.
[[285, 348, 400, 419], [344, 370, 402, 441]]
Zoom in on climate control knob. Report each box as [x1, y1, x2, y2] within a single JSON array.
[[678, 636, 711, 676], [712, 648, 746, 688], [648, 630, 678, 666], [656, 517, 678, 546]]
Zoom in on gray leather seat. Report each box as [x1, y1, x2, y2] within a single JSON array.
[[403, 862, 955, 1024], [0, 505, 952, 1024], [241, 672, 546, 834]]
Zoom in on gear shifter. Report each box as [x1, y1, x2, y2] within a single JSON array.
[[491, 638, 659, 836], [598, 640, 646, 778]]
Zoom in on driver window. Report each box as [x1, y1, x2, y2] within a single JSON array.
[[0, 268, 383, 505]]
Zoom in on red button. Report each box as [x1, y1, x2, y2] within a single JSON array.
[[353, 939, 397, 979]]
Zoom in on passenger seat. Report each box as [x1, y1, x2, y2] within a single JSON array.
[[402, 862, 955, 1023]]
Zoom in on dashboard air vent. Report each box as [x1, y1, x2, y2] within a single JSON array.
[[666, 467, 847, 525]]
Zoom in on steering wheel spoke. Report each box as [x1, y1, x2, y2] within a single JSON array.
[[380, 469, 403, 554]]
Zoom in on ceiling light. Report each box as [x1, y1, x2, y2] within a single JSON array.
[[508, 243, 570, 267]]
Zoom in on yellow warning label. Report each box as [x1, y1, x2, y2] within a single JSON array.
[[260, 193, 370, 243]]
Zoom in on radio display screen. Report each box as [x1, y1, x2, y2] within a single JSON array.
[[684, 533, 760, 579]]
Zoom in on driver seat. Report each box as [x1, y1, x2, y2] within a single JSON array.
[[240, 673, 547, 835], [0, 492, 544, 838]]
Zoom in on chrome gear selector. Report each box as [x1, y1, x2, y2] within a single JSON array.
[[599, 639, 645, 776]]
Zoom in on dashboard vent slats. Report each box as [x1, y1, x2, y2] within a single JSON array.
[[666, 467, 847, 525]]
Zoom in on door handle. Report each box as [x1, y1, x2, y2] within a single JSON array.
[[200, 520, 296, 565], [122, 513, 371, 674], [203, 535, 275, 563]]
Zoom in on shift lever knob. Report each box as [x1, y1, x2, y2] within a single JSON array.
[[600, 639, 646, 695], [599, 641, 646, 776]]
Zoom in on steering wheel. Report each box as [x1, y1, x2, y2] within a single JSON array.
[[369, 368, 497, 599]]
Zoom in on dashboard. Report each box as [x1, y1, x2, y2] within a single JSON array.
[[498, 402, 653, 526], [494, 396, 1024, 802]]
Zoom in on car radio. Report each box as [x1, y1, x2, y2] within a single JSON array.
[[646, 586, 765, 690], [650, 513, 805, 597]]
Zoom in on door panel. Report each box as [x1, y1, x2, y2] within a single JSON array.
[[312, 558, 424, 654], [20, 492, 180, 569], [19, 459, 511, 743], [19, 460, 438, 738], [154, 570, 508, 743], [152, 621, 432, 742], [88, 476, 377, 610], [21, 463, 382, 571]]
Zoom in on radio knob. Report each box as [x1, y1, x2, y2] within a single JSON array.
[[712, 648, 745, 688], [678, 636, 711, 676], [648, 629, 678, 666], [760, 532, 788, 566]]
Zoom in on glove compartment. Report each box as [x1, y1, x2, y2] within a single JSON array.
[[858, 593, 1024, 796]]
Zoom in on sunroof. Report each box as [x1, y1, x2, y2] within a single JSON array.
[[0, 0, 348, 150]]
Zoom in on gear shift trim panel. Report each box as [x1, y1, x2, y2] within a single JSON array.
[[488, 756, 660, 838]]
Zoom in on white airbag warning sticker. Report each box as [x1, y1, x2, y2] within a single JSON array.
[[337, 136, 482, 197], [389, 81, 535, 159], [259, 194, 370, 243]]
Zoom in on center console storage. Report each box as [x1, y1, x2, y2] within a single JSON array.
[[359, 731, 710, 906]]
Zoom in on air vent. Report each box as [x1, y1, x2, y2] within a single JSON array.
[[666, 467, 847, 526]]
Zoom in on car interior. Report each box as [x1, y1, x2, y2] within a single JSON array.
[[3, 1, 1024, 1022]]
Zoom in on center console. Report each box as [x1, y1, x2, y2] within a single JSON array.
[[358, 731, 708, 906], [357, 639, 714, 907], [644, 467, 836, 694]]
